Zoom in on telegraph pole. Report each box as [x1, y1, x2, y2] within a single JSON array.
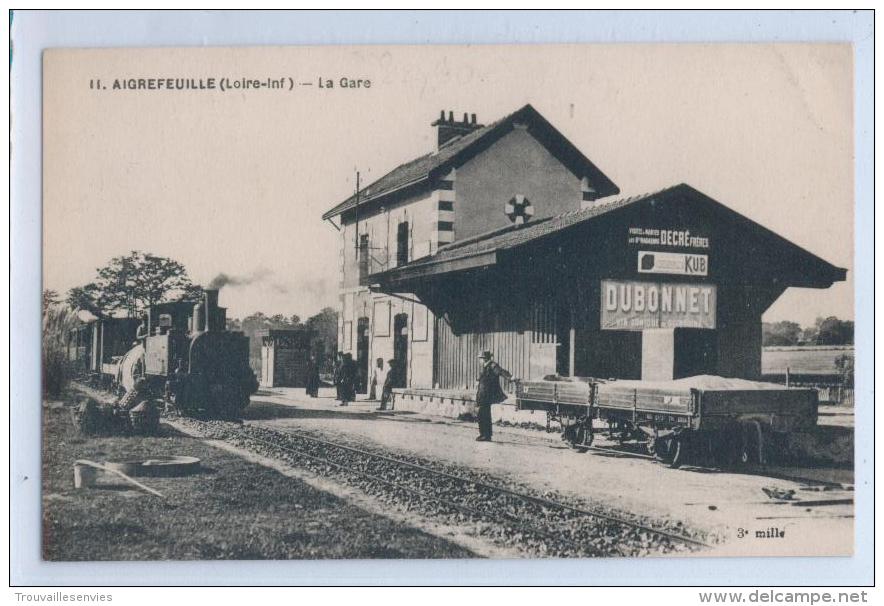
[[354, 170, 360, 252]]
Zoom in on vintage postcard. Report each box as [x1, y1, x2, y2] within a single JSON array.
[[41, 43, 855, 564]]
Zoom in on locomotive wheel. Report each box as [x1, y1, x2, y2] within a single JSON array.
[[668, 438, 684, 468], [74, 398, 103, 435], [563, 421, 593, 453], [236, 387, 251, 411], [129, 400, 160, 435]]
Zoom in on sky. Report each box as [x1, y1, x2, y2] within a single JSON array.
[[43, 44, 853, 326]]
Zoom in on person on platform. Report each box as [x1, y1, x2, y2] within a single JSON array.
[[475, 351, 513, 442], [135, 317, 148, 344], [164, 358, 188, 413], [337, 353, 357, 406], [333, 352, 344, 402], [378, 358, 397, 411], [305, 354, 320, 398], [368, 357, 385, 401]]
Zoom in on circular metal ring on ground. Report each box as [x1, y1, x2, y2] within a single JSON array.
[[103, 455, 201, 477]]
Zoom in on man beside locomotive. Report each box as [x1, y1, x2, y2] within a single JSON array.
[[475, 351, 514, 442]]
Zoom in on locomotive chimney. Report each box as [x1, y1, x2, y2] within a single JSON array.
[[192, 301, 204, 334], [204, 289, 220, 331]]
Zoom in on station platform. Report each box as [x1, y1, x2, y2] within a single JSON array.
[[251, 384, 854, 467]]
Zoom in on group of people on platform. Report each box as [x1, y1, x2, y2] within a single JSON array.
[[302, 349, 513, 441], [304, 352, 401, 411]]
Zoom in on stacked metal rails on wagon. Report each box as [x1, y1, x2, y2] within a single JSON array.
[[515, 375, 818, 468], [69, 289, 258, 417]]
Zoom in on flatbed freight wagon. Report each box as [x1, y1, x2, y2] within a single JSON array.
[[515, 375, 819, 468]]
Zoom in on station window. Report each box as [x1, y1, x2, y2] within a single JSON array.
[[358, 234, 369, 281], [396, 221, 409, 266]]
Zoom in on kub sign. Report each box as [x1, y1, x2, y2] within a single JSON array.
[[600, 280, 717, 330], [638, 251, 708, 276]]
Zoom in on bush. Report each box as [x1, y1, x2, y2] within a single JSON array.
[[835, 353, 854, 388], [42, 305, 80, 399]]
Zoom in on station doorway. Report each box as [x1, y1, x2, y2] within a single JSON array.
[[392, 313, 409, 387], [555, 303, 572, 376], [356, 316, 370, 393]]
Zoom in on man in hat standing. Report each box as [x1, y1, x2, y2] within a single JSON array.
[[475, 351, 512, 441]]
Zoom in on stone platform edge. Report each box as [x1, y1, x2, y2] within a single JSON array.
[[391, 389, 480, 418]]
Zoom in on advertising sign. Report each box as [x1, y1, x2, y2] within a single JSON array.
[[600, 280, 717, 330], [637, 251, 708, 276], [628, 227, 710, 249]]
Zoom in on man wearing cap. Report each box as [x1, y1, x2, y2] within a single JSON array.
[[475, 351, 512, 442]]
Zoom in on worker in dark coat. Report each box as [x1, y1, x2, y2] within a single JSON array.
[[305, 355, 320, 398], [475, 351, 512, 442], [378, 358, 397, 411], [333, 352, 343, 402], [337, 353, 357, 406]]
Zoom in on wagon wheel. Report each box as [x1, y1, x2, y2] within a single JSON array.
[[739, 422, 765, 466], [667, 438, 684, 468], [578, 421, 594, 453], [565, 421, 593, 453], [653, 437, 684, 468]]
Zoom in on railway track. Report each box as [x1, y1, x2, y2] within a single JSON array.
[[173, 417, 712, 557]]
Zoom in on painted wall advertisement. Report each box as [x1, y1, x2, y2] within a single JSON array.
[[600, 279, 717, 330], [627, 227, 710, 249]]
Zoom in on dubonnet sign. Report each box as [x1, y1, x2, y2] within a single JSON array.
[[600, 280, 717, 330]]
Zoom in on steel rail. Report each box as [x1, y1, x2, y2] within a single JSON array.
[[242, 424, 710, 549]]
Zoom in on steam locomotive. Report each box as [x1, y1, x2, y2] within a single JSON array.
[[69, 289, 258, 417]]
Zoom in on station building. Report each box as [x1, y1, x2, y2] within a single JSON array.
[[322, 104, 845, 392]]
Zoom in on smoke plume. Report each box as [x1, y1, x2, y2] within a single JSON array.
[[208, 268, 274, 290]]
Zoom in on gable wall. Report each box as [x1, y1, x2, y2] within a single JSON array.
[[454, 127, 583, 240]]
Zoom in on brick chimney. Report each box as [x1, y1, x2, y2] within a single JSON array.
[[432, 110, 482, 150]]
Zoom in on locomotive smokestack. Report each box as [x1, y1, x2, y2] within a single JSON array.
[[204, 289, 219, 331]]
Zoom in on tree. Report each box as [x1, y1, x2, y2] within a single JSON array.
[[66, 283, 109, 318], [305, 307, 339, 372], [42, 289, 60, 314], [762, 321, 802, 346], [67, 251, 199, 317], [815, 316, 854, 345]]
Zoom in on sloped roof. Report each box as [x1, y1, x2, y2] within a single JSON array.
[[411, 187, 672, 268], [321, 104, 620, 220], [370, 183, 847, 289]]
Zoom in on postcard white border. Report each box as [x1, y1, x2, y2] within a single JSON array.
[[10, 9, 874, 586]]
